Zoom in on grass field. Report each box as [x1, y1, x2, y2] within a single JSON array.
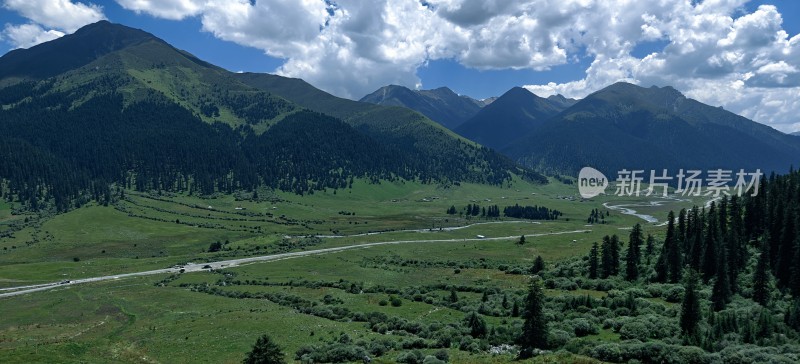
[[0, 178, 708, 363]]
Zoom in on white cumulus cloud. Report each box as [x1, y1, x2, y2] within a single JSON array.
[[14, 0, 790, 133], [2, 23, 65, 49], [2, 0, 105, 49], [3, 0, 105, 32]]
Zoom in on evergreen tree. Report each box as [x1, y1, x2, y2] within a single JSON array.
[[645, 234, 655, 266], [791, 232, 800, 297], [610, 235, 621, 276], [464, 311, 487, 338], [449, 289, 459, 303], [665, 211, 682, 283], [777, 206, 797, 288], [588, 242, 599, 279], [518, 278, 548, 358], [724, 231, 740, 294], [511, 301, 520, 317], [753, 235, 772, 306], [532, 255, 545, 274], [600, 235, 620, 278], [680, 269, 702, 345], [625, 223, 643, 281], [702, 204, 719, 282], [786, 298, 800, 332], [678, 208, 688, 253], [688, 207, 704, 271], [711, 246, 731, 311], [243, 334, 286, 364]]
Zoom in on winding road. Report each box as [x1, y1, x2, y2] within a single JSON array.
[[0, 229, 590, 299]]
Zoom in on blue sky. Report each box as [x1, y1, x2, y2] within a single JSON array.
[[1, 1, 799, 132]]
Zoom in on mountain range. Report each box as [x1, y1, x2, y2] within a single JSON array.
[[359, 85, 488, 130], [364, 81, 799, 176], [0, 21, 540, 211], [500, 83, 800, 175], [1, 20, 797, 212]]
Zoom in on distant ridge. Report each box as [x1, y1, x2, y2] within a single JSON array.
[[455, 87, 574, 151], [359, 85, 485, 129], [0, 21, 545, 210], [501, 82, 800, 175]]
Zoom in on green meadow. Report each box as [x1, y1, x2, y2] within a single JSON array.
[[0, 178, 704, 363]]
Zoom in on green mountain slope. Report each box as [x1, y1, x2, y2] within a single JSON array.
[[455, 87, 572, 150], [503, 82, 800, 175], [359, 85, 483, 129], [0, 21, 541, 211], [234, 73, 545, 184]]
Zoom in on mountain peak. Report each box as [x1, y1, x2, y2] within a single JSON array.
[[0, 21, 162, 82], [455, 85, 570, 150], [359, 84, 483, 129]]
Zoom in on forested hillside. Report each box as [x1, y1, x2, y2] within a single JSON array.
[[0, 21, 543, 212]]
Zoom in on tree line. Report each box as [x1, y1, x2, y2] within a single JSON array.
[[0, 79, 543, 212]]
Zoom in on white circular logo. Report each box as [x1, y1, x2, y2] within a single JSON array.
[[578, 167, 608, 198]]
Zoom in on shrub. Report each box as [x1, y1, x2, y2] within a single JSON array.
[[664, 286, 685, 303], [433, 349, 449, 362], [422, 356, 446, 364], [548, 329, 573, 348], [396, 350, 425, 364], [619, 320, 649, 340], [570, 318, 600, 337]]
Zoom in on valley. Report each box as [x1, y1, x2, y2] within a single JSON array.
[[0, 177, 704, 362], [1, 16, 799, 364]]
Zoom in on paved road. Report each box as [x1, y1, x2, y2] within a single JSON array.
[[306, 220, 542, 238], [0, 229, 590, 299]]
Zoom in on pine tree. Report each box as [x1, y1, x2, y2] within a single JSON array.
[[517, 278, 548, 358], [753, 235, 772, 306], [786, 298, 800, 332], [625, 223, 643, 281], [645, 234, 655, 265], [449, 289, 459, 303], [600, 236, 612, 279], [665, 211, 682, 283], [464, 311, 487, 338], [791, 232, 800, 297], [532, 255, 545, 274], [588, 242, 599, 279], [680, 269, 702, 345], [711, 246, 731, 311], [610, 235, 621, 276], [243, 334, 286, 364], [655, 243, 668, 283], [678, 208, 688, 253], [777, 206, 797, 288], [688, 207, 704, 270], [512, 301, 520, 317], [724, 231, 740, 294], [702, 204, 720, 282], [600, 235, 620, 278]]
